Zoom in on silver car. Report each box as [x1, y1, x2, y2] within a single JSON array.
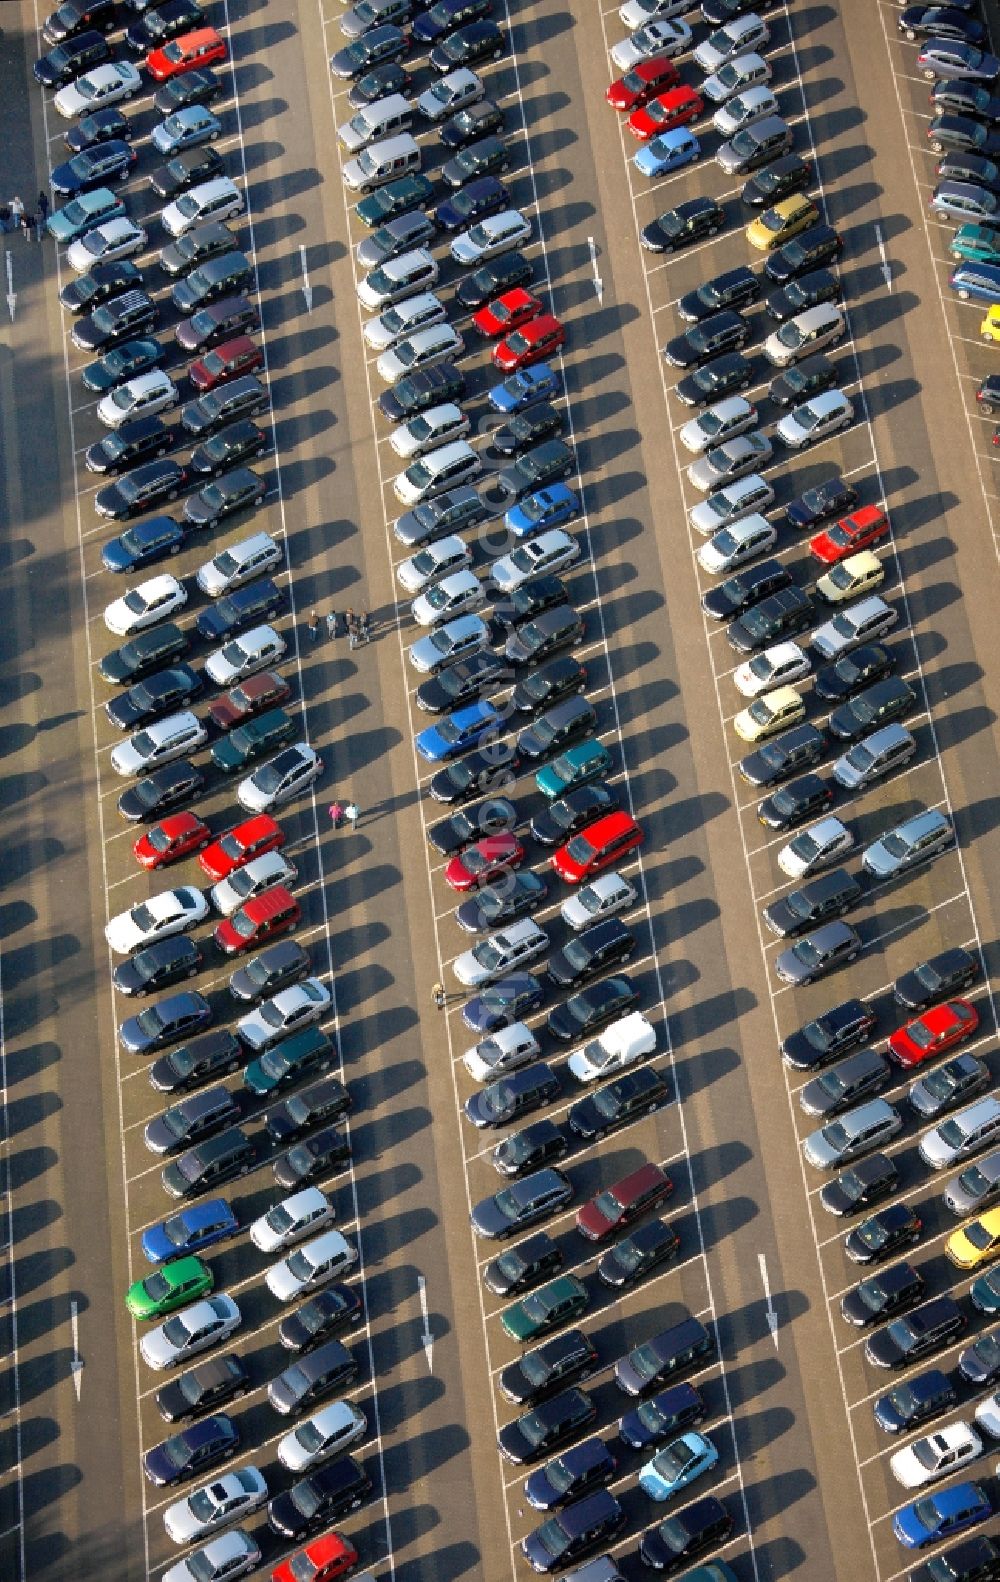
[[140, 1296, 242, 1371], [862, 808, 954, 880], [611, 17, 692, 69], [810, 595, 899, 660], [803, 1099, 902, 1170], [712, 84, 778, 138], [776, 389, 854, 449], [687, 431, 773, 491], [236, 978, 332, 1053], [162, 1532, 260, 1582], [464, 1021, 541, 1082], [163, 1468, 269, 1545], [397, 533, 472, 595], [679, 395, 758, 455], [697, 512, 776, 575], [944, 1148, 1000, 1217]]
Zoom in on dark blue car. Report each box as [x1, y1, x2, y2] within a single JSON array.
[[142, 1413, 239, 1488], [195, 578, 284, 641], [488, 362, 560, 414], [524, 1436, 617, 1511], [415, 699, 503, 762], [51, 137, 136, 196], [435, 175, 509, 232], [893, 1482, 993, 1548], [463, 973, 545, 1033], [142, 1196, 241, 1264], [412, 0, 492, 45], [102, 514, 187, 573], [119, 990, 213, 1056]]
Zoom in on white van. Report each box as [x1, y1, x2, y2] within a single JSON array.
[[205, 623, 287, 687], [197, 532, 283, 597], [394, 439, 482, 505], [343, 132, 421, 193], [162, 177, 244, 238], [567, 1012, 657, 1083], [357, 247, 439, 310], [339, 94, 413, 155], [765, 303, 846, 366]]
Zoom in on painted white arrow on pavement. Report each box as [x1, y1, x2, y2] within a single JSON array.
[[417, 1275, 433, 1371]]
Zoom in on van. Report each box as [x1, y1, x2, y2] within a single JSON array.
[[144, 1086, 242, 1154], [614, 1315, 714, 1396], [269, 1339, 359, 1414], [162, 177, 244, 239], [689, 473, 775, 535], [340, 95, 414, 155], [921, 1098, 1000, 1170], [357, 247, 439, 310], [764, 303, 846, 367], [98, 369, 179, 430], [205, 624, 287, 687], [160, 1125, 256, 1198], [214, 884, 302, 955], [197, 532, 282, 597], [343, 132, 421, 192], [394, 438, 482, 505], [701, 50, 771, 104], [175, 294, 259, 354], [832, 723, 917, 791], [181, 374, 270, 438], [950, 262, 1000, 303], [171, 254, 253, 315], [716, 114, 793, 176], [377, 322, 465, 383]]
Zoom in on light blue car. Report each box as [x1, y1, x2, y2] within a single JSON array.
[[152, 105, 224, 156], [415, 699, 503, 763], [634, 128, 701, 178], [505, 484, 581, 539], [48, 185, 126, 243], [638, 1431, 719, 1500]]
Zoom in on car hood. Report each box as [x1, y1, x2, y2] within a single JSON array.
[[470, 1197, 512, 1237], [576, 1197, 612, 1234], [864, 1328, 903, 1367], [140, 1327, 180, 1368]]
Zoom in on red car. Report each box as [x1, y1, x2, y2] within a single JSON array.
[[809, 505, 890, 565], [888, 1000, 980, 1068], [134, 811, 211, 870], [492, 314, 566, 373], [551, 811, 643, 885], [445, 832, 525, 892], [147, 26, 228, 82], [207, 671, 291, 732], [214, 884, 300, 955], [628, 85, 705, 141], [271, 1532, 359, 1582], [472, 287, 544, 339], [198, 814, 286, 881], [189, 335, 263, 394], [606, 55, 680, 112], [576, 1163, 673, 1242]]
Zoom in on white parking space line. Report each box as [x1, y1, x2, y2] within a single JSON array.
[[0, 943, 27, 1582]]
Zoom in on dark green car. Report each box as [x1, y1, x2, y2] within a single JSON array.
[[211, 707, 294, 772], [501, 1274, 589, 1343], [356, 174, 435, 228], [950, 223, 1000, 265]]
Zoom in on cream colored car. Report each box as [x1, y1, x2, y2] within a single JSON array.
[[733, 684, 806, 743], [816, 549, 884, 606]]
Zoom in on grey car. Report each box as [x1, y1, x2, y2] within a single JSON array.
[[802, 1098, 903, 1170], [862, 809, 954, 880], [775, 920, 862, 986], [800, 1050, 891, 1119], [687, 431, 773, 491], [944, 1148, 1000, 1217]]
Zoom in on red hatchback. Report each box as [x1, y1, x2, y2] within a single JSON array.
[[199, 814, 285, 881], [214, 884, 300, 955], [271, 1532, 359, 1582], [552, 811, 643, 885], [445, 832, 525, 892], [492, 314, 566, 373], [472, 288, 544, 339], [576, 1162, 673, 1242], [809, 505, 890, 565], [189, 335, 263, 394], [628, 85, 705, 141], [147, 26, 228, 82], [606, 55, 680, 112], [207, 671, 291, 732], [134, 811, 211, 871], [888, 1000, 980, 1068]]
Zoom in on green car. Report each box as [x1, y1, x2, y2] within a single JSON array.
[[243, 1024, 334, 1097], [211, 707, 295, 772], [950, 224, 1000, 265], [501, 1274, 589, 1342], [356, 173, 435, 228], [535, 739, 612, 800], [126, 1255, 214, 1320]]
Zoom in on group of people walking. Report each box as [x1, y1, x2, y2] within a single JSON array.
[[1, 192, 49, 241], [308, 608, 372, 648]]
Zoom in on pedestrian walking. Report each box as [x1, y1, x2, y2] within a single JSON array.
[[344, 801, 359, 829], [307, 609, 320, 641], [21, 211, 35, 243], [0, 206, 10, 236], [347, 610, 359, 650], [432, 982, 446, 1010], [357, 609, 372, 645], [325, 610, 338, 639], [10, 196, 23, 233], [37, 191, 49, 227], [328, 801, 345, 829]]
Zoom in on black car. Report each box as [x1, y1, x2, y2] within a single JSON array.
[[546, 975, 639, 1043], [415, 650, 506, 714], [524, 1436, 617, 1514], [190, 420, 268, 478], [267, 1456, 372, 1542], [763, 868, 863, 940], [737, 722, 827, 787], [641, 196, 725, 254], [938, 151, 1000, 191], [64, 106, 133, 154], [511, 656, 587, 716], [74, 294, 158, 353], [933, 79, 1000, 120], [529, 785, 617, 848], [499, 1386, 597, 1465], [701, 0, 778, 19], [106, 662, 202, 732], [441, 134, 512, 189], [429, 17, 505, 72], [873, 1368, 957, 1435], [568, 1067, 669, 1143], [910, 1054, 991, 1121], [34, 27, 109, 87], [499, 1332, 599, 1409], [440, 97, 504, 149], [864, 1294, 966, 1368], [160, 220, 241, 281], [435, 174, 508, 231], [96, 460, 189, 521], [82, 337, 164, 392], [153, 68, 225, 117], [959, 1329, 1000, 1387], [517, 697, 596, 764], [154, 1355, 249, 1424], [265, 1076, 351, 1146], [820, 1152, 898, 1217], [493, 403, 564, 457], [703, 560, 792, 624], [505, 604, 585, 666], [173, 268, 256, 323], [118, 759, 205, 823], [639, 1495, 734, 1574], [765, 268, 841, 322], [495, 575, 570, 631], [597, 1217, 680, 1289], [100, 622, 189, 685], [230, 939, 312, 1005], [124, 0, 203, 52], [59, 258, 143, 314], [814, 643, 897, 702], [764, 224, 844, 284], [618, 1382, 707, 1452], [278, 1286, 364, 1352], [144, 1086, 241, 1155], [347, 61, 413, 107], [184, 467, 267, 528], [845, 1202, 923, 1266], [547, 919, 636, 990], [781, 997, 877, 1071], [50, 135, 135, 195], [273, 1128, 352, 1190], [757, 772, 835, 832], [329, 23, 409, 79], [786, 476, 860, 531], [742, 152, 814, 208], [149, 1028, 243, 1093], [465, 974, 547, 1038], [268, 1340, 358, 1415], [483, 1232, 564, 1298], [800, 1049, 890, 1120], [521, 1489, 625, 1574], [466, 1064, 561, 1131], [828, 677, 916, 742], [493, 1118, 569, 1178], [769, 353, 838, 409], [142, 1414, 239, 1488], [677, 264, 760, 323], [663, 308, 750, 370], [393, 482, 487, 547], [894, 947, 981, 1011], [898, 4, 985, 43], [673, 350, 753, 407], [112, 934, 203, 998], [378, 362, 465, 424], [427, 795, 519, 857], [429, 741, 521, 803], [455, 250, 533, 311], [726, 586, 815, 654], [414, 0, 493, 45], [101, 515, 187, 574], [456, 870, 549, 933], [149, 145, 225, 201]]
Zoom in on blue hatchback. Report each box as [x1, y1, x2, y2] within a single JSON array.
[[488, 363, 561, 415], [50, 138, 135, 197], [950, 259, 1000, 300], [141, 1197, 240, 1264], [101, 515, 187, 573], [415, 699, 503, 762], [634, 129, 701, 178], [506, 484, 581, 539], [893, 1482, 993, 1548]]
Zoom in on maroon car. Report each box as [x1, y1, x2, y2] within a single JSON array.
[[575, 1162, 673, 1242], [189, 333, 263, 393], [445, 831, 525, 892], [207, 671, 291, 732]]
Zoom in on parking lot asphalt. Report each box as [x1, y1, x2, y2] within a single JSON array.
[[5, 0, 1000, 1579]]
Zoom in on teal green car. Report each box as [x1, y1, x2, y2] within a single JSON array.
[[210, 707, 295, 772], [126, 1254, 214, 1320], [243, 1024, 333, 1097], [535, 739, 612, 800], [950, 224, 1000, 265], [501, 1274, 589, 1342]]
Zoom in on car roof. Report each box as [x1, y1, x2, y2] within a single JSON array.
[[611, 1161, 669, 1201]]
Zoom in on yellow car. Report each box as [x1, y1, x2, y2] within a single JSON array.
[[733, 684, 806, 743], [816, 549, 885, 607], [946, 1206, 1000, 1270], [746, 194, 820, 252], [981, 303, 1000, 342]]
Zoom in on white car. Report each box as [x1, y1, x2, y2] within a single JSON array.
[[776, 389, 854, 449], [210, 850, 298, 916], [110, 710, 208, 778], [196, 533, 283, 597], [712, 85, 778, 138], [679, 395, 758, 455], [265, 1229, 358, 1302], [560, 872, 638, 932], [567, 1012, 657, 1083], [974, 1392, 1000, 1439], [889, 1423, 982, 1489], [816, 550, 885, 607], [416, 66, 484, 122], [463, 1022, 541, 1082], [53, 61, 143, 118], [106, 886, 209, 955], [163, 1468, 269, 1546], [450, 209, 531, 266], [734, 642, 810, 698], [277, 1400, 368, 1474], [98, 369, 179, 430], [411, 568, 485, 627], [396, 533, 472, 595], [391, 403, 470, 460], [237, 977, 332, 1052], [250, 1187, 334, 1255], [363, 291, 446, 352], [620, 0, 693, 26], [238, 742, 323, 813], [490, 529, 580, 593], [777, 816, 854, 879], [67, 217, 147, 272], [162, 1533, 260, 1582], [204, 624, 286, 688], [140, 1296, 242, 1370], [104, 573, 188, 636], [696, 512, 776, 574], [611, 18, 692, 70], [453, 919, 549, 989]]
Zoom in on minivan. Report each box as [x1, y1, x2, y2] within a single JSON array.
[[765, 303, 846, 367], [340, 95, 414, 155], [161, 1125, 256, 1198], [268, 1339, 359, 1415], [716, 113, 793, 176], [175, 294, 259, 354], [377, 322, 465, 383], [465, 1062, 561, 1128], [213, 884, 302, 956], [343, 131, 421, 192], [162, 177, 244, 239], [357, 246, 439, 310], [832, 723, 917, 791], [408, 611, 490, 673], [98, 369, 179, 430], [144, 1085, 242, 1154], [181, 374, 270, 437], [614, 1316, 714, 1396], [920, 1098, 1000, 1170], [394, 438, 482, 505], [689, 473, 775, 535], [171, 254, 253, 315]]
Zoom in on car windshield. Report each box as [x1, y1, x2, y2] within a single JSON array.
[[792, 937, 824, 968], [517, 1405, 551, 1441], [258, 1046, 291, 1080], [160, 1106, 193, 1139], [922, 1067, 960, 1100], [112, 385, 139, 412], [879, 830, 910, 857], [820, 1120, 850, 1151], [564, 833, 596, 863], [746, 697, 777, 726], [473, 939, 507, 973], [857, 1218, 889, 1250], [533, 1517, 570, 1559]]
